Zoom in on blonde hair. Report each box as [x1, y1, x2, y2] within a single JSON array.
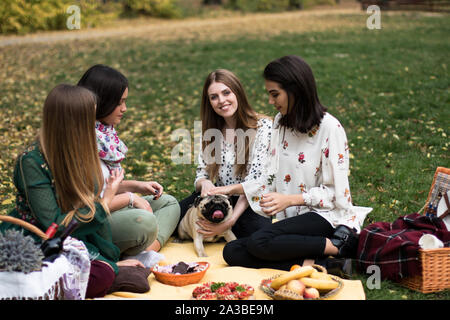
[[200, 69, 267, 181], [40, 84, 108, 226]]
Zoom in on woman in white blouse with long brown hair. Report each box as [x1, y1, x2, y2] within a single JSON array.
[[209, 56, 372, 275], [177, 69, 273, 239]]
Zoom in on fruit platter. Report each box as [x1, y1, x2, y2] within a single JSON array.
[[260, 265, 343, 300]]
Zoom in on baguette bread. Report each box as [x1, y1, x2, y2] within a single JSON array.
[[270, 266, 315, 290]]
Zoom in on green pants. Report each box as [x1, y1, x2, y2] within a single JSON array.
[[108, 194, 180, 256]]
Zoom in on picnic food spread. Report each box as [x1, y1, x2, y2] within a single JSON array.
[[151, 262, 342, 299], [192, 282, 255, 300]]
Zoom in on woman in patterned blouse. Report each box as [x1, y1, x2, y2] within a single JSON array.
[[78, 65, 180, 254], [209, 56, 372, 272], [177, 69, 273, 239]]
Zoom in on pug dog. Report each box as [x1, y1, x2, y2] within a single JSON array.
[[178, 194, 236, 257]]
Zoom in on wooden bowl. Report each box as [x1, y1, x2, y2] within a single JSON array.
[[151, 262, 209, 287]]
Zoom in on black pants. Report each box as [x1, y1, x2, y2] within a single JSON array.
[[175, 191, 272, 239], [222, 212, 335, 271]]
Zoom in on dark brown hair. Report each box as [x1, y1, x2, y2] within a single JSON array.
[[263, 55, 327, 133], [77, 64, 128, 121]]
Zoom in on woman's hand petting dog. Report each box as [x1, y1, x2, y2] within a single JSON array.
[[199, 179, 215, 197], [207, 183, 243, 196]]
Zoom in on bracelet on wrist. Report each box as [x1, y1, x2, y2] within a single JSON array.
[[128, 192, 134, 208]]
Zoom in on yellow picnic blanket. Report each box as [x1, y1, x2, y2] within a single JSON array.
[[105, 240, 366, 300]]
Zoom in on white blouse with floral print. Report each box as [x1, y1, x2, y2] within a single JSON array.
[[242, 112, 372, 232], [195, 117, 273, 188]]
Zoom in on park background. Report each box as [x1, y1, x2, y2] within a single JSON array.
[[0, 0, 448, 300]]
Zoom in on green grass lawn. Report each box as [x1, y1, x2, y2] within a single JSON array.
[[0, 8, 449, 300]]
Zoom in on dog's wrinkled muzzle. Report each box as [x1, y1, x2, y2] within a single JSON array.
[[202, 199, 229, 223]]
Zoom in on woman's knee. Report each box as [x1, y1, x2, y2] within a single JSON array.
[[246, 231, 271, 259], [153, 194, 179, 209], [163, 193, 180, 206], [117, 210, 158, 255], [137, 212, 158, 233], [222, 239, 250, 266], [150, 194, 181, 221], [135, 213, 158, 246], [222, 241, 239, 266], [163, 194, 181, 219]]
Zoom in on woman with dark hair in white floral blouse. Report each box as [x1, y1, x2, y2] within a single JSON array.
[[209, 56, 372, 276]]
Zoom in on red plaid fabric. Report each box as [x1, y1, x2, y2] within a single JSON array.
[[356, 213, 450, 281]]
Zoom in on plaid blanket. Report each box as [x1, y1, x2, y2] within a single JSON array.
[[356, 213, 450, 281]]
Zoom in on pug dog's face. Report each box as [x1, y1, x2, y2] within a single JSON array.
[[195, 194, 232, 224]]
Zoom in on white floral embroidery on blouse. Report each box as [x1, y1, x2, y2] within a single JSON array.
[[242, 112, 372, 233], [195, 117, 273, 188]]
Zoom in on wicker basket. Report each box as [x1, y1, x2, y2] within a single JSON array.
[[0, 215, 89, 300], [0, 215, 49, 240], [399, 167, 450, 293], [400, 248, 450, 293]]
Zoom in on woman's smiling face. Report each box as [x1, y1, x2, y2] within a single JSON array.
[[207, 81, 238, 121], [265, 80, 289, 115]]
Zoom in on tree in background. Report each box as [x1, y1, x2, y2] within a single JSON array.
[[123, 0, 181, 18]]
